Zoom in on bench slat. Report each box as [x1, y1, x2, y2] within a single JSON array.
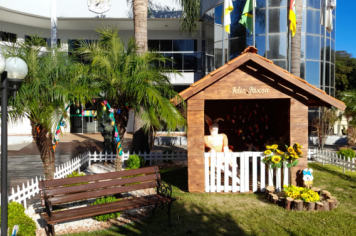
[[41, 166, 159, 188], [50, 181, 158, 205], [45, 174, 158, 196], [42, 195, 172, 224]]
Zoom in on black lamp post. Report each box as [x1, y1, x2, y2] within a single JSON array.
[[0, 53, 27, 235]]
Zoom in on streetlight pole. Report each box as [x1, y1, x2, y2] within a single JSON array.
[[1, 71, 8, 236], [0, 54, 27, 235]]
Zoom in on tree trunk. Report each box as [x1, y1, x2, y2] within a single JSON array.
[[114, 104, 129, 171], [133, 0, 148, 54], [290, 0, 302, 77], [31, 121, 55, 180]]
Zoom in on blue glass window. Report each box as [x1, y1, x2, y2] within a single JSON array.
[[331, 40, 335, 64], [301, 34, 305, 59], [331, 64, 335, 87], [331, 17, 336, 39], [306, 35, 320, 60], [307, 0, 320, 9], [148, 40, 159, 51], [160, 40, 172, 51], [229, 37, 249, 60], [306, 9, 320, 35], [306, 61, 320, 85], [301, 9, 306, 33], [273, 60, 287, 70], [256, 0, 266, 8], [255, 9, 266, 35], [184, 53, 196, 71], [163, 53, 173, 68], [268, 0, 287, 7], [173, 40, 185, 51], [268, 8, 287, 33], [300, 60, 305, 80], [256, 35, 266, 57], [173, 53, 183, 70], [267, 34, 287, 59]]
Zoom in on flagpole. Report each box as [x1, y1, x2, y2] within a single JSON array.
[[288, 0, 291, 73], [321, 0, 327, 151], [322, 0, 327, 92], [252, 0, 255, 47], [222, 1, 226, 66]]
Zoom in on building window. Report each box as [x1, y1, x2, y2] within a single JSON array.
[[25, 35, 61, 47], [148, 39, 200, 72], [0, 31, 17, 43]]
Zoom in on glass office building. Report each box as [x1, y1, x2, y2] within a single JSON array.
[[202, 0, 336, 96]]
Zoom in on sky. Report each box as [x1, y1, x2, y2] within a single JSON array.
[[336, 0, 355, 57]]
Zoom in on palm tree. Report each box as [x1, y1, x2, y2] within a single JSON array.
[[78, 27, 186, 171], [3, 36, 100, 180], [290, 0, 302, 77]]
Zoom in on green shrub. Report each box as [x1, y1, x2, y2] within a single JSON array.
[[0, 201, 37, 235], [91, 196, 121, 221], [337, 148, 356, 159], [127, 155, 145, 170], [64, 171, 88, 187]]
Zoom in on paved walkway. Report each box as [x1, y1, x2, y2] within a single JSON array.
[[1, 133, 133, 192]]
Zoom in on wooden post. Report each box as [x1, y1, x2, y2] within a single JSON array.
[[323, 201, 330, 211], [272, 196, 278, 204], [311, 187, 321, 195], [285, 197, 293, 210], [329, 196, 338, 207], [316, 202, 324, 211], [327, 199, 335, 210], [307, 202, 315, 211], [294, 200, 303, 211]]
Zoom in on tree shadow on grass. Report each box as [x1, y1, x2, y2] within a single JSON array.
[[100, 200, 249, 236], [159, 166, 188, 192]]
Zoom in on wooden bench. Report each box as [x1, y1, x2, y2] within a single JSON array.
[[39, 166, 175, 236]]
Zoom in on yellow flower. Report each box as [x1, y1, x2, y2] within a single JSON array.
[[276, 149, 284, 155], [295, 143, 302, 148], [272, 156, 281, 164], [297, 148, 303, 155], [284, 155, 290, 159], [271, 144, 278, 150], [266, 145, 271, 149], [287, 146, 295, 153], [264, 150, 272, 155]]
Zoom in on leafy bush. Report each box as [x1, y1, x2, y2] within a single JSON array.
[[0, 201, 37, 235], [64, 171, 88, 187], [336, 148, 356, 159], [91, 196, 121, 221], [126, 155, 145, 170]]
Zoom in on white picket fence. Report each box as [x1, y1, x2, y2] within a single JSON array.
[[1, 150, 187, 209], [312, 149, 356, 172], [204, 152, 290, 193]]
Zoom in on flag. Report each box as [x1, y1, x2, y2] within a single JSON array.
[[321, 0, 336, 33], [222, 0, 234, 34], [239, 0, 255, 34], [289, 0, 297, 37]]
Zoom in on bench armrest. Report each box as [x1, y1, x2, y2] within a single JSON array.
[[157, 182, 173, 199], [44, 196, 53, 219]]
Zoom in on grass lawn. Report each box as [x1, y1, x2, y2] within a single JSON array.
[[64, 163, 356, 236]]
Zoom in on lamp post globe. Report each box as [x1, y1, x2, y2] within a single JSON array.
[[5, 57, 28, 81], [0, 52, 5, 75]]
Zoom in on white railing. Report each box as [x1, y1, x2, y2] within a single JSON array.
[[204, 152, 290, 193], [1, 150, 187, 209], [312, 149, 356, 172]]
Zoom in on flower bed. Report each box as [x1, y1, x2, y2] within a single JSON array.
[[264, 185, 338, 211]]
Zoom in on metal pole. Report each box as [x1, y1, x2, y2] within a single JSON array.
[[222, 1, 225, 66], [322, 0, 327, 91], [1, 71, 8, 236], [321, 0, 327, 151], [253, 0, 255, 47], [287, 0, 291, 72]]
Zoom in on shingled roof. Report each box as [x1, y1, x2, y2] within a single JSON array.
[[173, 46, 345, 111]]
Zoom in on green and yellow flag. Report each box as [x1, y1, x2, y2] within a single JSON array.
[[239, 0, 255, 33]]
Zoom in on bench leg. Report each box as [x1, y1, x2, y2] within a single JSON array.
[[167, 202, 173, 226], [46, 224, 55, 236], [152, 203, 158, 215]]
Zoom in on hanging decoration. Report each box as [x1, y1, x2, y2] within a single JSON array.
[[52, 103, 72, 152], [99, 98, 131, 156]]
